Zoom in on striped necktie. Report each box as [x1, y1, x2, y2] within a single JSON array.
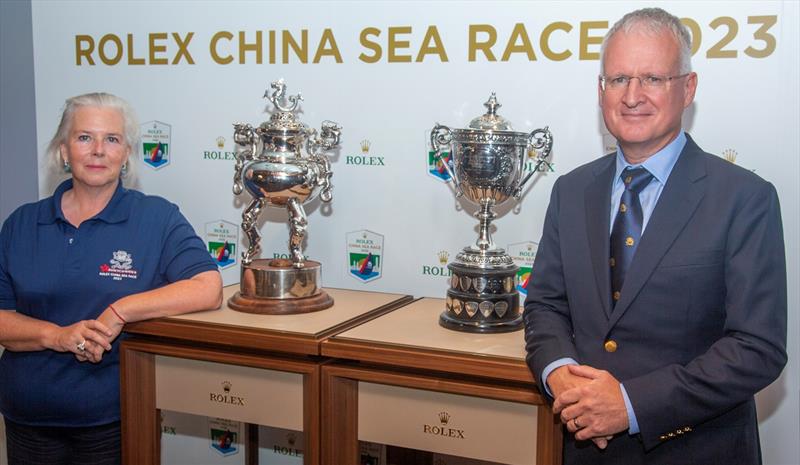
[[610, 167, 654, 307]]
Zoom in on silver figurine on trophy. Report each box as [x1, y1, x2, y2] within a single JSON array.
[[229, 79, 341, 314], [430, 93, 553, 333]]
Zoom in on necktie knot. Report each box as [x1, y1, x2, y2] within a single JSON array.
[[622, 167, 654, 194]]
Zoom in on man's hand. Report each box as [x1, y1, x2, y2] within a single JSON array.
[[548, 364, 614, 449], [554, 365, 629, 442]]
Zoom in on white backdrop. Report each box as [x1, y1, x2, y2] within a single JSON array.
[[28, 1, 799, 463]]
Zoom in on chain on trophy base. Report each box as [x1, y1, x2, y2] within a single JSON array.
[[440, 261, 523, 333], [228, 259, 334, 315]]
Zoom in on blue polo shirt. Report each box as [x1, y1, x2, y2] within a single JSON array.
[[0, 179, 217, 426]]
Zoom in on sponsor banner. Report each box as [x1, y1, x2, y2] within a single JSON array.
[[358, 382, 537, 464], [154, 356, 303, 430]]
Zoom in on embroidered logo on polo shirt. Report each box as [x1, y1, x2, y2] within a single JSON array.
[[99, 250, 139, 281]]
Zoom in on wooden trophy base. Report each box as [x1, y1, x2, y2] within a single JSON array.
[[228, 289, 334, 315], [227, 258, 334, 315]]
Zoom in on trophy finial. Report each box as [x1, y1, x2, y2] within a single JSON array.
[[483, 92, 501, 116], [265, 79, 303, 112]]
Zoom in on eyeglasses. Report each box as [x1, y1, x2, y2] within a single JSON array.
[[599, 73, 690, 91]]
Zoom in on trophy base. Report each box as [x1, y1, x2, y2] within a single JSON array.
[[439, 260, 522, 334], [228, 258, 333, 315]]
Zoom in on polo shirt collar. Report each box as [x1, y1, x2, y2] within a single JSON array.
[[38, 178, 131, 225]]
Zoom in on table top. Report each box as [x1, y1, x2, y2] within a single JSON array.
[[124, 285, 412, 356], [322, 298, 534, 383]]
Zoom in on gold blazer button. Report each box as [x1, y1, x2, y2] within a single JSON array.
[[604, 340, 618, 352]]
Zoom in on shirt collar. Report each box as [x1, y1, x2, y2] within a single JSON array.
[[614, 131, 686, 186], [38, 178, 132, 225]]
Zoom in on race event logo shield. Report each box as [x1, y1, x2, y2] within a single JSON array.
[[208, 418, 240, 457], [427, 132, 452, 182], [346, 229, 384, 283], [205, 220, 238, 269], [507, 241, 538, 299], [141, 120, 171, 169]]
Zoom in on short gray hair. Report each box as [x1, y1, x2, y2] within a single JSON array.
[[46, 92, 140, 183], [601, 7, 692, 74]]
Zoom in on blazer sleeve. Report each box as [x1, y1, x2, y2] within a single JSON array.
[[523, 176, 580, 396], [624, 180, 788, 449]]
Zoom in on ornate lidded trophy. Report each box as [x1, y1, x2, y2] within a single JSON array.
[[229, 79, 341, 314], [430, 93, 553, 332]]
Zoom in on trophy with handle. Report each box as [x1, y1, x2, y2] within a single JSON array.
[[229, 79, 341, 314], [430, 93, 552, 332]]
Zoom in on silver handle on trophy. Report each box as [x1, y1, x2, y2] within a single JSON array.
[[307, 120, 341, 203], [232, 122, 258, 195], [513, 127, 553, 199], [430, 124, 463, 197]]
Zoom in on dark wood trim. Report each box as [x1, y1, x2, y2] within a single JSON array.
[[120, 342, 158, 465], [124, 295, 413, 356], [322, 337, 535, 384], [538, 403, 563, 465], [322, 363, 557, 465], [321, 364, 359, 465]]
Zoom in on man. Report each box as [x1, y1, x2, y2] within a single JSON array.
[[523, 7, 787, 464]]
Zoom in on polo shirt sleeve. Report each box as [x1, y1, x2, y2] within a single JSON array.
[[0, 214, 17, 310], [158, 204, 218, 283]]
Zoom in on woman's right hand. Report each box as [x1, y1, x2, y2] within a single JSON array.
[[50, 320, 114, 363]]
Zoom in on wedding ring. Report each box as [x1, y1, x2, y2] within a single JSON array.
[[77, 340, 86, 351]]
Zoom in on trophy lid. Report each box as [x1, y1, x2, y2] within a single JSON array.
[[467, 93, 514, 131], [259, 80, 308, 134]]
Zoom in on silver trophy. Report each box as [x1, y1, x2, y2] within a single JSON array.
[[430, 93, 553, 332], [229, 79, 341, 314]]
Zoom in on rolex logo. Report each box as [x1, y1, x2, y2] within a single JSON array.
[[216, 136, 225, 148], [438, 251, 449, 265], [360, 139, 371, 154], [422, 411, 465, 439], [722, 149, 737, 164], [222, 381, 232, 393]]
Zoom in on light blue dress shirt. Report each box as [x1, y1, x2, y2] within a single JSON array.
[[540, 132, 686, 435]]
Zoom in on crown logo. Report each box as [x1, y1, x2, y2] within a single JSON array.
[[438, 411, 451, 425], [360, 139, 371, 154], [437, 251, 449, 264], [287, 432, 296, 446], [222, 381, 231, 393], [527, 244, 533, 251], [722, 149, 737, 164], [434, 459, 446, 465], [216, 136, 225, 148]]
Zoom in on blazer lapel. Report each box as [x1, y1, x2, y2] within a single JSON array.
[[607, 137, 708, 328], [585, 156, 616, 319]]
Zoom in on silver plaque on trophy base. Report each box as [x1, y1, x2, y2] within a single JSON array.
[[228, 80, 341, 315], [431, 93, 553, 333]]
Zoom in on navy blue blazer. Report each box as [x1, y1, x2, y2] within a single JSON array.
[[524, 135, 787, 465]]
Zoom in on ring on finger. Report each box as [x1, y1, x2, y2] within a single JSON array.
[[77, 340, 86, 351]]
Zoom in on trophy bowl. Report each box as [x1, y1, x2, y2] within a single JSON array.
[[228, 79, 341, 315], [430, 93, 552, 333]]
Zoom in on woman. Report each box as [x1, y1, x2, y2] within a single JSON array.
[[0, 93, 223, 465]]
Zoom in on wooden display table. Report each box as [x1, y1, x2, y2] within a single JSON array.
[[321, 298, 561, 465], [119, 285, 412, 465]]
